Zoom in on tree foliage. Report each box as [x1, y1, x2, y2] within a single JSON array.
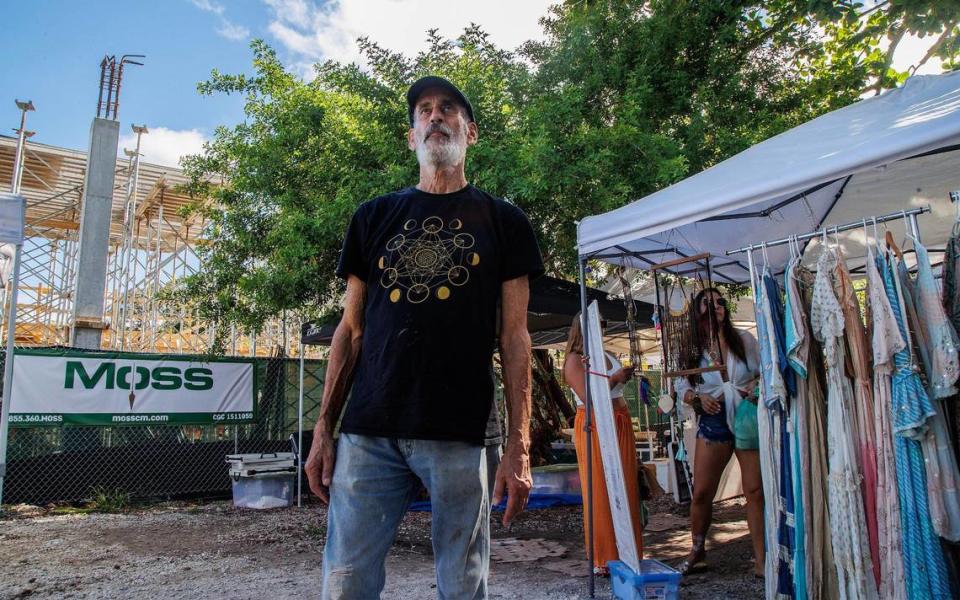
[[176, 1, 959, 338], [178, 28, 532, 333]]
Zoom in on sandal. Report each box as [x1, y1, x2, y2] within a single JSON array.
[[748, 556, 764, 579], [592, 566, 610, 577], [676, 549, 707, 576]]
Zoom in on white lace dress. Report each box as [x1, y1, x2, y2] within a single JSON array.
[[810, 249, 877, 600]]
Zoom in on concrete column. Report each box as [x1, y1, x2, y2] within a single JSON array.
[[71, 118, 120, 349]]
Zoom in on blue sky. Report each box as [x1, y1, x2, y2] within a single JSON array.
[[0, 0, 265, 161], [0, 0, 556, 167], [0, 1, 941, 167]]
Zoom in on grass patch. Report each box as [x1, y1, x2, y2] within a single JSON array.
[[304, 523, 326, 539], [51, 505, 96, 515], [88, 486, 131, 513]]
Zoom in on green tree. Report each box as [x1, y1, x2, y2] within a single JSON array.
[[177, 2, 959, 339], [177, 28, 534, 338], [519, 1, 835, 278], [764, 1, 959, 96], [519, 0, 958, 278]]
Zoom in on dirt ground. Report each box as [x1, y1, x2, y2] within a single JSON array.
[[0, 496, 763, 599]]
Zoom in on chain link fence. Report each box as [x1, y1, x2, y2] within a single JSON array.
[[1, 348, 325, 505]]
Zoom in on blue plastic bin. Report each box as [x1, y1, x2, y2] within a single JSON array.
[[608, 559, 681, 600]]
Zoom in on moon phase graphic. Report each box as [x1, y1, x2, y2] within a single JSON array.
[[378, 216, 479, 303]]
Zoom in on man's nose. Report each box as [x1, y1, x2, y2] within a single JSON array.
[[429, 106, 445, 123]]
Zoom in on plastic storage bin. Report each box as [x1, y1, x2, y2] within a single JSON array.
[[226, 453, 296, 509], [608, 559, 681, 600], [530, 463, 581, 497], [231, 473, 294, 509]]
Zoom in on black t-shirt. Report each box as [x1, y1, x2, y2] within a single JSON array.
[[335, 184, 544, 445]]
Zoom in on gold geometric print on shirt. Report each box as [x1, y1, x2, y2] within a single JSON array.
[[378, 216, 481, 303]]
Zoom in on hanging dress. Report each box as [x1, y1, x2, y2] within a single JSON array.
[[865, 247, 907, 600], [785, 258, 838, 600], [785, 257, 808, 600], [795, 263, 840, 600], [755, 268, 781, 600], [882, 249, 952, 599], [834, 252, 881, 584], [940, 224, 960, 465], [765, 272, 796, 600], [908, 242, 960, 542], [810, 248, 877, 600]]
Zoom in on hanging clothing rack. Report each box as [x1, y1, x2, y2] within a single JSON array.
[[725, 205, 931, 256]]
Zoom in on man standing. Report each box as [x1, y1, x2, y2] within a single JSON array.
[[305, 76, 544, 599]]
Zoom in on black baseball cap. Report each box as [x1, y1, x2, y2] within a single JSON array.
[[406, 76, 475, 126]]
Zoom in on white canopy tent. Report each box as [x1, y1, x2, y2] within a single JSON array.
[[577, 71, 960, 279], [571, 71, 960, 587]]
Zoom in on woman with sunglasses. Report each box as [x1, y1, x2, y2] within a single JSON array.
[[563, 314, 644, 576], [675, 288, 764, 578]]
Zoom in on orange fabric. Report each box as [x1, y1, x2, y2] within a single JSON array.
[[573, 404, 644, 568]]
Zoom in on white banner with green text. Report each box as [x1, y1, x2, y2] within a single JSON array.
[[7, 349, 257, 427]]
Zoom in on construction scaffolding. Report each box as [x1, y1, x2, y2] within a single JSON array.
[[0, 131, 305, 357]]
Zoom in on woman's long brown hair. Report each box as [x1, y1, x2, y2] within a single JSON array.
[[687, 287, 745, 385], [561, 314, 584, 387]]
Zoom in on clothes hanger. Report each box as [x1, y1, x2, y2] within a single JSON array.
[[820, 225, 833, 262], [885, 218, 904, 261]]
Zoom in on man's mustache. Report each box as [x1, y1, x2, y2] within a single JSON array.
[[424, 123, 452, 141]]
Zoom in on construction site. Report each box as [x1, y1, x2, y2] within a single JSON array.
[[0, 58, 300, 359]]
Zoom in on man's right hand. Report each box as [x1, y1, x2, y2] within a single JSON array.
[[304, 431, 336, 503]]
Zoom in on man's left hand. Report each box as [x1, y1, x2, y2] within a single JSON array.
[[492, 448, 533, 526]]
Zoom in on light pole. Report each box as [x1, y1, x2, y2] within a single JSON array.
[[0, 99, 34, 509]]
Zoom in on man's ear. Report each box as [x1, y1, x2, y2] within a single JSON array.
[[466, 121, 478, 146], [407, 127, 417, 151]]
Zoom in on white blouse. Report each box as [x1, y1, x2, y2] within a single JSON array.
[[572, 351, 625, 406], [673, 329, 761, 431]]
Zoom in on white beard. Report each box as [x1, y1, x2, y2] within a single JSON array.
[[416, 130, 467, 168]]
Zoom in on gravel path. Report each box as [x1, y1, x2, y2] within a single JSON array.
[[0, 498, 763, 599]]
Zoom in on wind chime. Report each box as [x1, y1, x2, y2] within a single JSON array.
[[650, 252, 724, 497], [614, 266, 651, 436], [651, 253, 724, 381]]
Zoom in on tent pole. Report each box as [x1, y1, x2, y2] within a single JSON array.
[[727, 205, 929, 255], [297, 335, 305, 508], [578, 257, 595, 597], [908, 212, 922, 243]]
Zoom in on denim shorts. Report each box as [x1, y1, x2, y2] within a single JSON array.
[[697, 404, 735, 444]]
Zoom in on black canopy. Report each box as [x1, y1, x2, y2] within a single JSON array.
[[301, 275, 653, 348]]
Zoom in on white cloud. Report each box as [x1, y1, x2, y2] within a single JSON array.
[[265, 0, 314, 26], [190, 0, 224, 16], [260, 1, 953, 80], [119, 127, 208, 168], [190, 0, 250, 42], [217, 20, 251, 41], [263, 0, 554, 67]]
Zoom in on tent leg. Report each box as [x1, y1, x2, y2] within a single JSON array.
[[297, 337, 305, 508], [578, 257, 595, 597]]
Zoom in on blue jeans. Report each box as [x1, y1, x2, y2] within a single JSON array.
[[322, 433, 496, 599]]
